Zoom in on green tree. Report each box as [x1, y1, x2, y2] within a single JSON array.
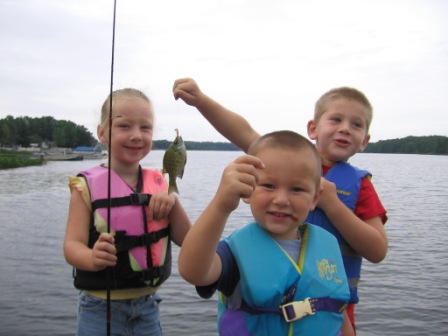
[[365, 135, 448, 155], [15, 117, 33, 147], [33, 116, 56, 143], [0, 115, 97, 148], [53, 120, 77, 147], [0, 115, 17, 146]]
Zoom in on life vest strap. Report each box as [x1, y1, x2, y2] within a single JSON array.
[[92, 193, 151, 211], [141, 266, 165, 287], [115, 228, 170, 253], [281, 297, 347, 322], [240, 296, 347, 323]]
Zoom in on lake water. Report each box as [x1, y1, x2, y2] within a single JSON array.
[[0, 151, 447, 335]]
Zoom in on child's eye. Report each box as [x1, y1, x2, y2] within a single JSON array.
[[330, 117, 341, 123], [291, 187, 304, 193], [141, 125, 153, 132], [261, 184, 275, 190], [117, 124, 129, 129]]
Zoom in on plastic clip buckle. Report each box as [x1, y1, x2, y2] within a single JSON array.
[[281, 298, 315, 322], [130, 193, 149, 205]]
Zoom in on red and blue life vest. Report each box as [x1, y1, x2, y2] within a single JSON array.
[[73, 165, 172, 290], [306, 161, 370, 303]]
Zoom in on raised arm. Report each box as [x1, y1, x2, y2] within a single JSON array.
[[178, 155, 264, 286], [173, 77, 260, 152]]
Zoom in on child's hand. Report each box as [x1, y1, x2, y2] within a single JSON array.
[[148, 191, 176, 220], [172, 77, 204, 107], [214, 155, 264, 213], [316, 177, 339, 212], [91, 233, 117, 271]]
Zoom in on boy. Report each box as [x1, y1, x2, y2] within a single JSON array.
[[178, 131, 354, 335], [173, 78, 388, 331]]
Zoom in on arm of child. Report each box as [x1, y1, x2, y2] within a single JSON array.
[[178, 155, 263, 286], [173, 77, 260, 152], [318, 178, 388, 263], [64, 188, 117, 271], [341, 311, 355, 336], [168, 196, 192, 247]]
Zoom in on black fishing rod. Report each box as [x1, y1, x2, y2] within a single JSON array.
[[107, 0, 118, 335]]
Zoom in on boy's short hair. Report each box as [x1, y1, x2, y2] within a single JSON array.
[[314, 87, 373, 132], [247, 130, 322, 186]]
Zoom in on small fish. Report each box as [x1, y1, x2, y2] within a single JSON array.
[[162, 128, 187, 194]]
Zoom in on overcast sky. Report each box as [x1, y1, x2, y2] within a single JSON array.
[[1, 0, 447, 143]]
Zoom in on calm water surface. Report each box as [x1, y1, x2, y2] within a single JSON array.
[[0, 151, 447, 335]]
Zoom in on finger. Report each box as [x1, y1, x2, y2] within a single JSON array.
[[97, 232, 115, 244], [149, 197, 159, 219], [238, 183, 256, 199], [172, 77, 188, 90], [173, 88, 181, 100], [147, 205, 155, 219], [96, 240, 117, 255], [95, 249, 117, 262], [93, 252, 117, 269], [156, 202, 168, 219], [231, 164, 260, 186], [234, 155, 265, 170]]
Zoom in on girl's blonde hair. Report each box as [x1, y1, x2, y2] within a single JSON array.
[[99, 88, 152, 128]]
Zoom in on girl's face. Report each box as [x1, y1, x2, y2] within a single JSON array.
[[98, 98, 154, 170], [248, 147, 320, 240], [307, 98, 370, 166]]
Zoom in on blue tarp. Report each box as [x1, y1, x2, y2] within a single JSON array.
[[74, 146, 101, 152]]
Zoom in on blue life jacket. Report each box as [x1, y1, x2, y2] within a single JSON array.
[[218, 222, 350, 336], [306, 161, 370, 303]]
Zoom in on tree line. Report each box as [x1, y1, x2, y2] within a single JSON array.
[[0, 115, 97, 148], [0, 115, 240, 151], [1, 115, 446, 154], [364, 135, 448, 155]]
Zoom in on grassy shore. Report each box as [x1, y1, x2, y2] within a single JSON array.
[[0, 149, 45, 169]]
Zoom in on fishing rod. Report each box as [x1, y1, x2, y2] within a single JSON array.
[[106, 0, 118, 335]]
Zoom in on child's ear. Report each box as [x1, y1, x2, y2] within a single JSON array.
[[307, 120, 318, 140], [359, 134, 371, 152], [310, 183, 323, 211], [97, 125, 108, 143]]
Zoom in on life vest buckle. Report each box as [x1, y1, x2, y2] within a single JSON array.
[[130, 193, 150, 205], [280, 298, 315, 322]]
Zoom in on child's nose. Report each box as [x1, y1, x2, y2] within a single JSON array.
[[130, 128, 143, 140], [273, 190, 289, 205], [339, 121, 351, 134]]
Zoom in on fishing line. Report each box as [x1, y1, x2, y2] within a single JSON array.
[[175, 97, 181, 131], [106, 0, 118, 335]]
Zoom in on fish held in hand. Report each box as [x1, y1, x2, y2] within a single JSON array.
[[162, 128, 187, 194]]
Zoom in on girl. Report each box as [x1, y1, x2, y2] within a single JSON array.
[[64, 88, 191, 335]]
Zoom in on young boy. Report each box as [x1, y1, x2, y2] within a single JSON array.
[[178, 131, 354, 336], [173, 78, 388, 331]]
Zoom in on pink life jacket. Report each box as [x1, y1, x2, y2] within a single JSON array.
[[74, 165, 171, 290]]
